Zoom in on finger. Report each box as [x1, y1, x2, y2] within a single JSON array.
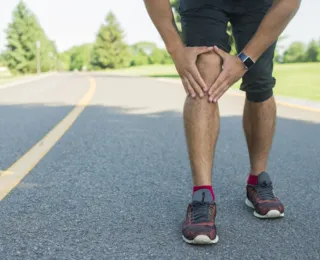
[[212, 83, 230, 102], [196, 46, 214, 55], [182, 77, 196, 98], [180, 77, 189, 95], [189, 65, 208, 91], [182, 81, 189, 95], [208, 71, 227, 97], [186, 72, 204, 98], [209, 81, 229, 102], [213, 46, 227, 60]]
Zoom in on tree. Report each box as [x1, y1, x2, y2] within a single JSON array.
[[170, 0, 182, 33], [59, 43, 93, 71], [130, 42, 157, 66], [71, 44, 93, 70], [0, 52, 6, 66], [305, 39, 320, 62], [5, 1, 57, 74], [149, 48, 173, 64], [283, 42, 306, 63], [273, 35, 288, 63], [129, 42, 173, 66], [91, 12, 131, 69]]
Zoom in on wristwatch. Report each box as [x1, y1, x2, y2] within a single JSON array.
[[237, 52, 255, 70]]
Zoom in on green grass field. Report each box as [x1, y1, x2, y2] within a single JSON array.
[[113, 63, 320, 102]]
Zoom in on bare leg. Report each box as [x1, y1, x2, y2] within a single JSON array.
[[183, 53, 222, 186], [243, 96, 277, 175]]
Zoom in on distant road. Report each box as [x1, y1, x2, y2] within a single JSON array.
[[0, 73, 319, 260]]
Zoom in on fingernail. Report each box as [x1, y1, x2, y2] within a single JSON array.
[[209, 98, 212, 102]]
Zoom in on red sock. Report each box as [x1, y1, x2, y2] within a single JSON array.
[[247, 174, 258, 185], [193, 185, 215, 200]]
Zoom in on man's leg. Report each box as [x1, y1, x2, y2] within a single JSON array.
[[240, 52, 285, 218], [243, 93, 284, 219], [240, 61, 284, 219], [243, 96, 276, 175], [178, 0, 231, 244], [184, 53, 221, 187], [231, 0, 284, 218], [181, 52, 223, 244]]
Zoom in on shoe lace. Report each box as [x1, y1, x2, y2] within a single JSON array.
[[191, 192, 213, 223], [256, 181, 275, 200]]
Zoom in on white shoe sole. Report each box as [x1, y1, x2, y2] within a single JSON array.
[[245, 198, 284, 219], [182, 234, 219, 245]]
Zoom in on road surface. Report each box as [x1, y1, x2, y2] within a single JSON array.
[[0, 73, 319, 260]]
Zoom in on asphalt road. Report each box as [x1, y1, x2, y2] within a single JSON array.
[[0, 73, 319, 260]]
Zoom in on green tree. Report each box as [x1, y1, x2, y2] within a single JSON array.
[[149, 48, 173, 64], [305, 39, 320, 62], [273, 35, 288, 63], [5, 1, 57, 74], [91, 12, 131, 69], [283, 42, 306, 63], [130, 50, 149, 66], [71, 44, 93, 70], [59, 43, 93, 71], [170, 0, 182, 33], [0, 52, 6, 66], [130, 42, 157, 66], [58, 51, 72, 71], [129, 42, 173, 66]]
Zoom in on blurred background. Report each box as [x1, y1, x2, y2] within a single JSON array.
[[0, 2, 320, 259], [0, 0, 319, 101]]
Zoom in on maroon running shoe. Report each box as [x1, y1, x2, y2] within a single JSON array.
[[246, 172, 284, 218], [182, 190, 218, 244]]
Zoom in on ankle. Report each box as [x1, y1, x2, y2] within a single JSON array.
[[247, 174, 258, 185], [193, 185, 215, 201], [249, 169, 266, 176]]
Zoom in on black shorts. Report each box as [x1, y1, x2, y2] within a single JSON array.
[[178, 0, 277, 99]]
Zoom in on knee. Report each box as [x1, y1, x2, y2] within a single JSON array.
[[196, 52, 222, 87]]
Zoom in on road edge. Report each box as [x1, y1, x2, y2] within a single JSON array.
[[0, 72, 57, 90], [155, 77, 320, 113]]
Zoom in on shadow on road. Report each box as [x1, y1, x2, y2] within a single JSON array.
[[0, 103, 319, 260]]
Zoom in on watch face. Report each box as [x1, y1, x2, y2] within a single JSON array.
[[238, 52, 255, 70], [244, 57, 255, 69]]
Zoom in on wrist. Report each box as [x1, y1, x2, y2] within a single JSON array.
[[242, 45, 260, 62], [237, 52, 255, 70], [166, 41, 184, 56]]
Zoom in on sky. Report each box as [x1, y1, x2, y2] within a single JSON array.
[[0, 0, 319, 53]]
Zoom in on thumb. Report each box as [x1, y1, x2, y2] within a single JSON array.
[[196, 46, 214, 55], [213, 45, 227, 60]]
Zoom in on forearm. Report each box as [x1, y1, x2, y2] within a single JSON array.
[[243, 0, 301, 61], [143, 0, 184, 54]]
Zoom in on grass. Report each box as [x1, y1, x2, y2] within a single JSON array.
[[113, 63, 320, 102], [0, 71, 31, 85]]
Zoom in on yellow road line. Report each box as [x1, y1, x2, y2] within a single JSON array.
[[275, 100, 320, 113], [0, 77, 96, 201]]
